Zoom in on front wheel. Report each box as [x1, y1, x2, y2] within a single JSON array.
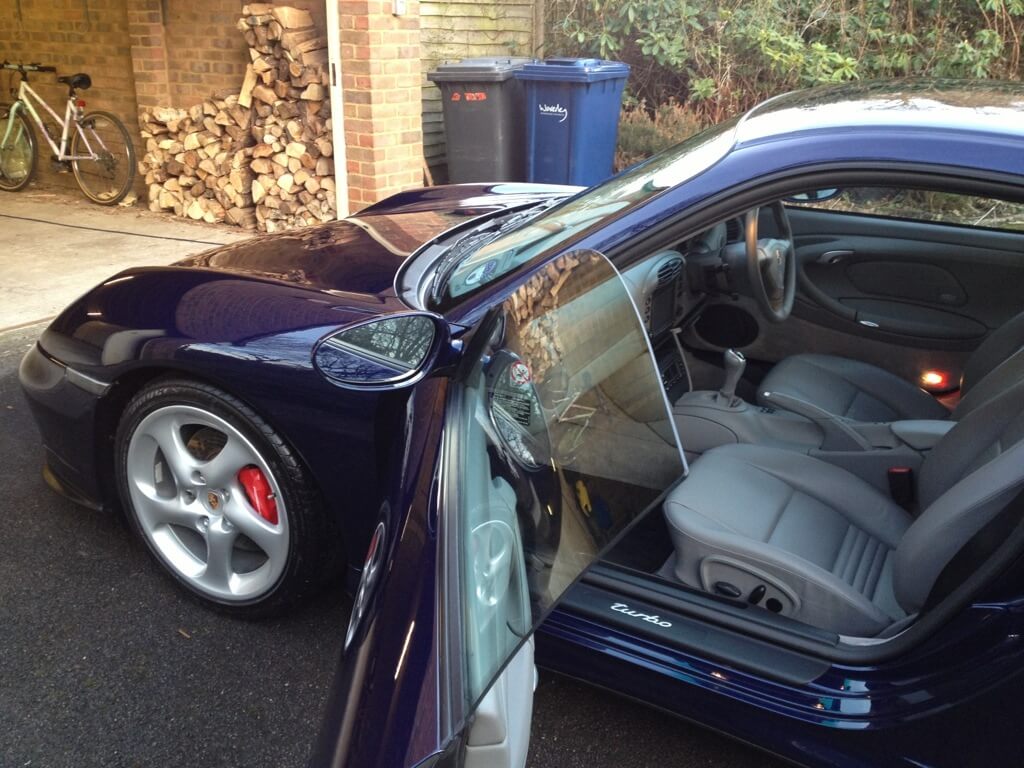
[[115, 378, 343, 617], [0, 106, 37, 192], [70, 109, 136, 204]]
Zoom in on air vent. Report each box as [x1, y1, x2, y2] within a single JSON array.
[[656, 258, 682, 286], [725, 218, 742, 242]]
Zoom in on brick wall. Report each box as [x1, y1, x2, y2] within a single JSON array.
[[128, 1, 326, 110], [127, 0, 171, 107], [1, 0, 427, 214], [164, 1, 250, 106], [0, 0, 140, 192], [338, 0, 423, 211], [164, 1, 328, 107]]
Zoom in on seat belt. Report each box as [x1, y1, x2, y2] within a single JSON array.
[[887, 466, 914, 510]]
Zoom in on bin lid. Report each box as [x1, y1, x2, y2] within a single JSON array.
[[515, 57, 630, 83], [427, 57, 536, 83]]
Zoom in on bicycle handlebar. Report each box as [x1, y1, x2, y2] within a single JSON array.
[[1, 62, 58, 73]]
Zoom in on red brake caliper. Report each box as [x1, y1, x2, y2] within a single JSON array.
[[237, 465, 279, 525]]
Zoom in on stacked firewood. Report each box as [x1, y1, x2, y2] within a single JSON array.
[[138, 99, 257, 228], [238, 4, 336, 231], [137, 4, 336, 232], [504, 251, 588, 386]]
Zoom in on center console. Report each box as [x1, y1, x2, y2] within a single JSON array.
[[673, 390, 825, 455], [671, 348, 955, 492]]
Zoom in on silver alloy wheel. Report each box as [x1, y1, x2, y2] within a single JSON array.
[[125, 404, 289, 602]]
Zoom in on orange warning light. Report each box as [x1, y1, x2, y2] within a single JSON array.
[[920, 370, 954, 392]]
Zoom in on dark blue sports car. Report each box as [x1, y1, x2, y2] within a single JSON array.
[[20, 81, 1024, 767]]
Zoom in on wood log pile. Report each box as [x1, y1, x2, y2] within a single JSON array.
[[138, 99, 257, 228], [137, 5, 336, 232], [505, 251, 587, 387]]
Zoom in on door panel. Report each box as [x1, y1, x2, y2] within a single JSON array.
[[316, 249, 686, 768], [735, 297, 972, 389], [735, 204, 1024, 383], [463, 639, 534, 768], [835, 298, 987, 339], [844, 260, 966, 305], [788, 206, 1024, 333]]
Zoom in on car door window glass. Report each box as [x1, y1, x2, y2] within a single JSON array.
[[789, 187, 1024, 233], [450, 249, 687, 710]]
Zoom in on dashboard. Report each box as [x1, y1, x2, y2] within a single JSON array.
[[618, 216, 745, 344], [619, 249, 691, 394], [619, 249, 688, 337]]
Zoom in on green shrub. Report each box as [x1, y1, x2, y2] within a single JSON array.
[[615, 100, 703, 169], [548, 0, 1024, 126]]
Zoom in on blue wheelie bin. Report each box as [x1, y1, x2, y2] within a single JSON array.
[[516, 58, 630, 186]]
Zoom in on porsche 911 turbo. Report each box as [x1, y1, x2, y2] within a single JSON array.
[[20, 80, 1024, 767]]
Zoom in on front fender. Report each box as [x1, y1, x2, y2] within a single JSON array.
[[29, 267, 415, 579]]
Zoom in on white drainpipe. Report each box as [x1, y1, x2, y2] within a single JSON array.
[[325, 0, 350, 218]]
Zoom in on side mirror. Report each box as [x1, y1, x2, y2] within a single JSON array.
[[785, 188, 841, 203], [314, 312, 451, 388]]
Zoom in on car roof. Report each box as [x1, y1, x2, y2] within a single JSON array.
[[733, 79, 1024, 148]]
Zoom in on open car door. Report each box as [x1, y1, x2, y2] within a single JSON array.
[[312, 250, 687, 768]]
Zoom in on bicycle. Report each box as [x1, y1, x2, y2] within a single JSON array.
[[0, 61, 135, 204]]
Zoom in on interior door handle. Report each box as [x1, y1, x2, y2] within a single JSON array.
[[817, 249, 853, 264]]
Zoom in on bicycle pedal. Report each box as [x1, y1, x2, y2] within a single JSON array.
[[49, 157, 70, 173]]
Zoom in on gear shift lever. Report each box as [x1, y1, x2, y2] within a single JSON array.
[[717, 349, 746, 407]]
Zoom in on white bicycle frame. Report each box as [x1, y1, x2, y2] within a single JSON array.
[[4, 79, 101, 161]]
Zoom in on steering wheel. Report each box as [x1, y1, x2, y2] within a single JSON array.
[[744, 202, 796, 323]]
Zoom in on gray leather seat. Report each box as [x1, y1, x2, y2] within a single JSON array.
[[665, 380, 1024, 636], [758, 310, 1024, 422]]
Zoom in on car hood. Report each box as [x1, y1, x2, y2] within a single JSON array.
[[174, 183, 580, 298], [39, 184, 579, 372]]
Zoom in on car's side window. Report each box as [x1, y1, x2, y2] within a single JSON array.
[[789, 187, 1024, 233], [449, 250, 686, 711]]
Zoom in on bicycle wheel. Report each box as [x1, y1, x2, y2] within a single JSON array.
[[0, 105, 37, 192], [70, 110, 136, 205]]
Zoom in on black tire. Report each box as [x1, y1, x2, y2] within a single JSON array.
[[71, 109, 136, 205], [114, 377, 344, 618], [0, 105, 36, 192]]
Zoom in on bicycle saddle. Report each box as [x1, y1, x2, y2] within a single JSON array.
[[57, 72, 91, 91]]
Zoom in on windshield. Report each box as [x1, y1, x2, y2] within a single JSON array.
[[433, 117, 738, 308], [451, 249, 686, 712]]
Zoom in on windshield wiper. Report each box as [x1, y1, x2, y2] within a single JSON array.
[[430, 228, 504, 304], [429, 198, 562, 304]]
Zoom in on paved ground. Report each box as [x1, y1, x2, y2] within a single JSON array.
[[0, 321, 350, 768], [0, 192, 776, 767], [0, 189, 244, 329]]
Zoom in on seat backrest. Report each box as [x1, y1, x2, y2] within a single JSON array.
[[953, 345, 1024, 420], [894, 380, 1024, 614], [961, 309, 1024, 395]]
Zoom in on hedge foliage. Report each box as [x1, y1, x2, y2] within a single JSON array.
[[547, 0, 1024, 124]]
